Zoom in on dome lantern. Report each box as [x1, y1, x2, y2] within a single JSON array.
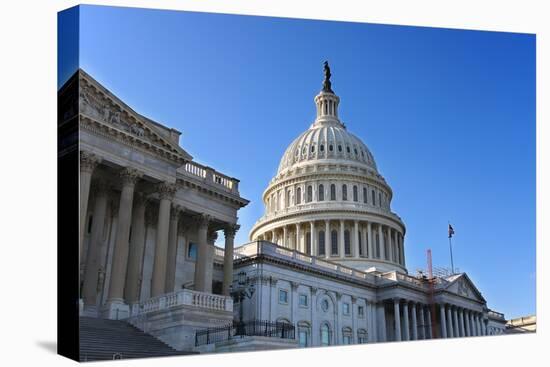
[[314, 61, 342, 127]]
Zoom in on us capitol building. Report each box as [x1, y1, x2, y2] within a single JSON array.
[[65, 63, 506, 360]]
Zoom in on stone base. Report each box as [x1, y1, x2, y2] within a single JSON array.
[[101, 299, 130, 320], [81, 305, 99, 318], [196, 336, 299, 354]]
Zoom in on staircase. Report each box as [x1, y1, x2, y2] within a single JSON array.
[[79, 317, 196, 362]]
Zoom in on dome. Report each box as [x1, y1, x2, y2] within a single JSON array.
[[277, 120, 378, 176], [250, 62, 407, 274]]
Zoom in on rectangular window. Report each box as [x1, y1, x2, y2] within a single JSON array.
[[343, 335, 351, 344], [279, 289, 288, 304], [299, 330, 308, 347], [343, 303, 350, 315], [331, 230, 338, 255], [299, 294, 308, 307], [187, 242, 198, 260], [344, 230, 351, 256], [358, 306, 364, 318], [318, 231, 326, 256]]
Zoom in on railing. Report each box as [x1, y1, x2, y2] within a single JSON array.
[[195, 320, 296, 347], [488, 310, 505, 320], [180, 161, 240, 194], [133, 289, 233, 316]]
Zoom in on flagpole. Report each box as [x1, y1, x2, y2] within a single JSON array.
[[448, 221, 455, 274]]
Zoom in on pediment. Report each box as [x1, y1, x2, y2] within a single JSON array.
[[78, 69, 192, 163], [443, 273, 485, 303]]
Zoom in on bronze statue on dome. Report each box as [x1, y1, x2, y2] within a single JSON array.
[[322, 61, 334, 93]]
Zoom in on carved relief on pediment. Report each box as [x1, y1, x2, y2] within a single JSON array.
[[457, 279, 469, 297]]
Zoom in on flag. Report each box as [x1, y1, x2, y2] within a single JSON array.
[[448, 224, 455, 238]]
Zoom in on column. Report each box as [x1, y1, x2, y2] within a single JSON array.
[[403, 301, 410, 341], [290, 282, 298, 323], [325, 220, 330, 258], [164, 206, 181, 293], [336, 293, 342, 344], [362, 224, 368, 258], [351, 297, 357, 343], [477, 314, 483, 336], [295, 223, 301, 252], [339, 220, 345, 257], [151, 182, 176, 297], [354, 220, 359, 257], [82, 180, 109, 308], [377, 302, 387, 342], [310, 221, 317, 256], [387, 227, 393, 262], [411, 303, 418, 340], [311, 287, 318, 345], [458, 308, 465, 337], [367, 222, 373, 259], [451, 306, 458, 337], [393, 299, 402, 341], [105, 168, 141, 314], [483, 318, 488, 336], [283, 225, 288, 248], [426, 307, 433, 339], [193, 214, 211, 292], [80, 151, 101, 257], [446, 305, 454, 337], [468, 311, 475, 336], [378, 224, 384, 259], [418, 305, 425, 340], [124, 193, 147, 304], [440, 304, 447, 338], [223, 224, 239, 295], [464, 310, 471, 336], [400, 233, 406, 267]]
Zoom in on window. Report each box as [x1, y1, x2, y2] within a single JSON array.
[[330, 184, 336, 200], [296, 187, 302, 204], [343, 335, 351, 345], [318, 184, 324, 201], [342, 327, 352, 344], [358, 329, 368, 344], [346, 146, 351, 153], [342, 184, 348, 201], [358, 306, 364, 318], [321, 299, 330, 312], [321, 324, 331, 346], [311, 145, 315, 152], [376, 233, 381, 258], [329, 144, 333, 151], [363, 187, 368, 203], [343, 303, 350, 315], [353, 185, 358, 202], [320, 144, 324, 152], [331, 230, 338, 255], [344, 230, 351, 256], [279, 289, 288, 304], [371, 190, 376, 205], [306, 232, 311, 254], [286, 190, 291, 207], [307, 185, 313, 203], [379, 193, 382, 207], [299, 329, 309, 347], [358, 233, 363, 256], [338, 145, 342, 152], [354, 148, 358, 155], [187, 242, 198, 260], [318, 230, 326, 256], [299, 294, 308, 307]]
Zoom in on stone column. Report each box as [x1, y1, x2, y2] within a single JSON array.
[[458, 308, 465, 337], [105, 168, 141, 317], [464, 310, 471, 336], [223, 224, 239, 295], [325, 220, 331, 258], [446, 305, 454, 337], [80, 151, 101, 258], [387, 227, 393, 262], [164, 206, 181, 293], [290, 282, 299, 323], [394, 299, 402, 341], [418, 304, 425, 340], [193, 214, 211, 292], [426, 307, 433, 339], [411, 303, 418, 340], [336, 293, 343, 344], [205, 230, 218, 293], [367, 222, 373, 259], [354, 220, 359, 257], [124, 193, 147, 304], [82, 180, 109, 308], [453, 306, 459, 337], [283, 225, 288, 248], [310, 221, 316, 256], [295, 223, 301, 252], [339, 220, 345, 256], [440, 304, 447, 338], [477, 313, 482, 336], [378, 224, 384, 259], [362, 224, 368, 258], [403, 301, 410, 341], [377, 302, 387, 342], [150, 182, 176, 297], [468, 311, 474, 336]]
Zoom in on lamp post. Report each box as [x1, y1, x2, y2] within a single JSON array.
[[231, 271, 255, 335]]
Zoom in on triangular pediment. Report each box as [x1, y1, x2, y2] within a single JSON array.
[[443, 273, 485, 303], [77, 69, 192, 163]]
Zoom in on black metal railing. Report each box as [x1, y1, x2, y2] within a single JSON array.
[[195, 320, 296, 347]]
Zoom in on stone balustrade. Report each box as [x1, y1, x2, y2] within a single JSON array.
[[132, 289, 233, 316], [180, 161, 240, 194]]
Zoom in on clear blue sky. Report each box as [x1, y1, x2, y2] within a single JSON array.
[[60, 5, 536, 319]]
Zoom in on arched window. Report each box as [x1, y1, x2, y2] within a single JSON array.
[[346, 146, 351, 153], [338, 145, 342, 152], [307, 185, 313, 203], [363, 187, 368, 203], [342, 327, 352, 344], [321, 324, 331, 346], [320, 144, 325, 152], [306, 232, 311, 254], [331, 230, 338, 255], [357, 329, 368, 344], [296, 187, 302, 205], [318, 230, 325, 256], [311, 145, 315, 153], [344, 230, 351, 256], [330, 184, 336, 200], [329, 144, 334, 152], [286, 190, 291, 207], [384, 233, 389, 260], [342, 184, 348, 201], [318, 184, 324, 201], [298, 321, 311, 348], [371, 190, 376, 206], [353, 185, 358, 202]]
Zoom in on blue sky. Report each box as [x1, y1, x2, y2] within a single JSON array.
[[60, 5, 536, 319]]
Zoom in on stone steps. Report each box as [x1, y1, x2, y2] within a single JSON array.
[[79, 317, 196, 361]]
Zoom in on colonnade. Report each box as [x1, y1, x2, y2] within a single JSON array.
[[79, 151, 238, 314], [258, 219, 405, 267]]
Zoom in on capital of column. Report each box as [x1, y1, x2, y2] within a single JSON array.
[[156, 182, 177, 200], [224, 223, 240, 239], [207, 230, 218, 244], [80, 151, 102, 173], [120, 167, 142, 187], [290, 281, 299, 291], [195, 213, 211, 229]]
